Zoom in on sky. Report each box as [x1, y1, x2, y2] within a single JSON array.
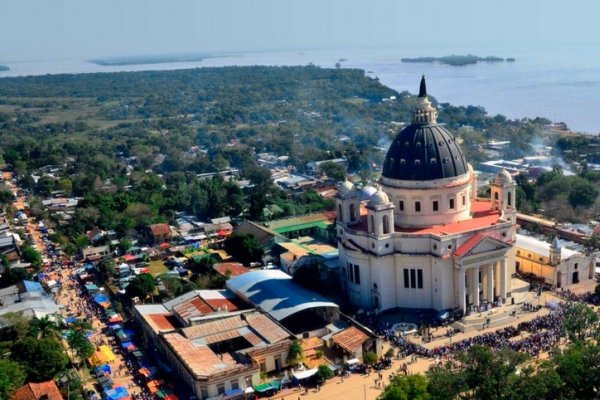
[[2, 0, 599, 62]]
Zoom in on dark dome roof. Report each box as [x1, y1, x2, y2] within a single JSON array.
[[382, 123, 468, 181]]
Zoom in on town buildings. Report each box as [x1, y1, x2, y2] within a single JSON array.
[[336, 77, 518, 313]]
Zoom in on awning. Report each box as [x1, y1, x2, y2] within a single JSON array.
[[253, 383, 272, 393], [95, 364, 112, 374], [100, 345, 116, 362], [292, 368, 318, 380], [105, 386, 129, 400], [132, 350, 144, 359], [346, 358, 360, 365], [223, 388, 243, 398]]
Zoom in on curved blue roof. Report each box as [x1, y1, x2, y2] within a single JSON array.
[[226, 270, 338, 321]]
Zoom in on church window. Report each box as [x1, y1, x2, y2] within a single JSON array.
[[354, 264, 361, 285], [415, 201, 421, 212], [403, 269, 409, 288], [507, 192, 512, 206], [400, 159, 406, 165], [382, 215, 390, 234], [417, 269, 423, 289], [348, 262, 354, 282], [338, 204, 343, 220], [373, 283, 378, 289], [416, 142, 422, 147], [574, 263, 578, 270], [494, 192, 499, 200], [369, 215, 375, 234], [432, 200, 439, 212], [399, 200, 404, 211], [449, 198, 455, 210], [410, 269, 416, 289], [414, 159, 420, 166], [462, 195, 466, 206], [349, 204, 356, 222], [430, 158, 437, 164]]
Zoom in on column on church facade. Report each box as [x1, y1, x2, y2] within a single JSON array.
[[457, 268, 466, 312], [487, 263, 494, 303], [494, 261, 501, 298], [471, 267, 480, 308], [500, 257, 508, 299]]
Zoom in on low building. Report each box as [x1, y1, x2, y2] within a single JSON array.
[[0, 280, 60, 319], [263, 211, 336, 242], [11, 380, 63, 400], [147, 223, 172, 245], [213, 262, 250, 278], [516, 234, 594, 288], [81, 245, 110, 261]]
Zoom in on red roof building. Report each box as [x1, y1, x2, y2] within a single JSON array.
[[11, 381, 63, 400]]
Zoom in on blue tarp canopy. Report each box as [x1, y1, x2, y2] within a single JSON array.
[[105, 386, 128, 400], [109, 324, 122, 331], [65, 317, 77, 323], [93, 294, 109, 304], [121, 341, 134, 349], [85, 263, 95, 270], [85, 284, 99, 292], [95, 364, 112, 374], [224, 388, 243, 397], [23, 280, 43, 293]]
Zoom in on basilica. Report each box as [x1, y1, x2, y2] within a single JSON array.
[[336, 77, 517, 313]]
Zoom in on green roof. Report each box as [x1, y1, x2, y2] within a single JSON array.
[[272, 220, 331, 234]]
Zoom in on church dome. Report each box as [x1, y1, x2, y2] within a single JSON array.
[[381, 77, 468, 181], [493, 169, 513, 185], [337, 180, 355, 195], [369, 189, 390, 205], [359, 185, 377, 201]]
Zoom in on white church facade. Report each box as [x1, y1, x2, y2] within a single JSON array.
[[336, 77, 518, 313]]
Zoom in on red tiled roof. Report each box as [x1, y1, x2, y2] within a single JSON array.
[[12, 381, 63, 400], [212, 262, 250, 277], [332, 326, 369, 354], [203, 298, 241, 312], [149, 223, 171, 237], [454, 233, 487, 258], [147, 313, 176, 332], [352, 200, 502, 236], [245, 313, 290, 344], [173, 297, 214, 321]]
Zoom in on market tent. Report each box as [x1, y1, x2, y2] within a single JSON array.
[[100, 345, 116, 362], [292, 368, 318, 380], [108, 314, 124, 324], [132, 350, 144, 360], [65, 317, 77, 324], [121, 341, 134, 349], [223, 388, 243, 399], [253, 383, 273, 393], [116, 330, 131, 342], [95, 364, 112, 375], [85, 284, 99, 293], [105, 386, 129, 400], [109, 324, 122, 331]]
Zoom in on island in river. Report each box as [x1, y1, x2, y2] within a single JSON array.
[[88, 53, 216, 66], [401, 54, 515, 66], [0, 65, 9, 71]]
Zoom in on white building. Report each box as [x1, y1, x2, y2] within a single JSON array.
[[336, 77, 518, 313]]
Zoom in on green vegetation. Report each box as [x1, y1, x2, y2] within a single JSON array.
[[316, 365, 334, 381], [0, 359, 26, 398], [223, 233, 264, 266], [286, 340, 304, 365], [10, 337, 69, 381], [125, 273, 156, 300], [401, 54, 509, 66]]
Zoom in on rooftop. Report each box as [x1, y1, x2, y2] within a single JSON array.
[[516, 234, 580, 260], [226, 269, 339, 322], [12, 380, 63, 400], [213, 262, 250, 277], [264, 211, 336, 234], [350, 200, 503, 237], [331, 326, 370, 354]]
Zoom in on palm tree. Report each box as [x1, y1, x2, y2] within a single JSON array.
[[28, 315, 60, 339]]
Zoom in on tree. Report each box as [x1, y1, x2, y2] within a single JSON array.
[[562, 302, 599, 342], [10, 337, 69, 381], [0, 359, 26, 399], [96, 256, 116, 282], [223, 233, 264, 266], [378, 374, 431, 400], [21, 245, 42, 268], [320, 161, 347, 181], [364, 351, 378, 365], [0, 267, 32, 289], [0, 312, 30, 341], [286, 340, 304, 366], [554, 341, 600, 399], [568, 179, 598, 208], [316, 365, 334, 381], [125, 273, 156, 301], [28, 315, 59, 339], [68, 329, 95, 360]]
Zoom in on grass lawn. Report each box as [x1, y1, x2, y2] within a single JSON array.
[[148, 259, 168, 276]]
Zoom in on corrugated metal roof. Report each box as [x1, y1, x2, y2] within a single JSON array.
[[332, 326, 369, 354], [516, 234, 580, 259], [226, 270, 339, 321]]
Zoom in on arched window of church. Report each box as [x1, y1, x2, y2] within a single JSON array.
[[494, 192, 499, 200], [507, 192, 512, 207], [338, 204, 343, 220], [382, 215, 390, 234], [369, 215, 375, 234], [349, 203, 356, 222]]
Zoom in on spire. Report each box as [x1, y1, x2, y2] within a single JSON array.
[[412, 76, 437, 124], [418, 75, 427, 97]]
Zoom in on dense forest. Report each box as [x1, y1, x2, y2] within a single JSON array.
[[0, 65, 595, 253]]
